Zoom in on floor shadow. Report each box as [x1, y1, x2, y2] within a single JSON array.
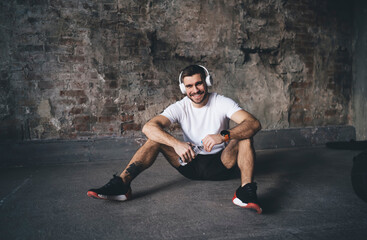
[[254, 148, 323, 214], [132, 176, 191, 200]]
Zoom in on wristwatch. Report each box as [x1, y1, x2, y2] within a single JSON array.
[[220, 130, 230, 142]]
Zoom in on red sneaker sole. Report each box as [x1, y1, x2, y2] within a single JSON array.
[[87, 189, 132, 201], [87, 191, 102, 199], [232, 193, 262, 214]]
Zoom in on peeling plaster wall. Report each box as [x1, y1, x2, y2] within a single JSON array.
[[0, 0, 354, 140], [353, 0, 367, 140]]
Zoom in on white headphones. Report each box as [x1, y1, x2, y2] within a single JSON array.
[[178, 65, 212, 94]]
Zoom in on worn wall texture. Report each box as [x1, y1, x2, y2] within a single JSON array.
[[353, 0, 367, 140], [0, 0, 354, 140]]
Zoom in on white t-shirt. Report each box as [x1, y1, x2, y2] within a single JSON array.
[[161, 93, 242, 154]]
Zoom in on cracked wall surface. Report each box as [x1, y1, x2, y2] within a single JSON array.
[[0, 0, 354, 140]]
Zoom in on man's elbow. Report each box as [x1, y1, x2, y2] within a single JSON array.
[[254, 119, 262, 133], [142, 122, 150, 136]]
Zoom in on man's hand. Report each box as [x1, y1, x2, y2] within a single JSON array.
[[201, 134, 224, 152], [173, 141, 196, 163]]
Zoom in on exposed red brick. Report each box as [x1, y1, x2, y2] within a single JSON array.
[[289, 112, 305, 127], [290, 82, 312, 88], [101, 106, 118, 115], [98, 116, 116, 122], [289, 104, 306, 111], [72, 115, 97, 125], [121, 104, 135, 111], [121, 123, 141, 131], [72, 115, 90, 124], [325, 109, 337, 117], [60, 90, 86, 97], [58, 55, 85, 63], [120, 114, 134, 122], [75, 123, 90, 132], [303, 116, 313, 124], [78, 97, 88, 104], [103, 90, 118, 97], [69, 107, 84, 115], [108, 81, 118, 88]]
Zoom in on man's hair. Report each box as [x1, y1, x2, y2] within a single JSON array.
[[180, 65, 206, 83]]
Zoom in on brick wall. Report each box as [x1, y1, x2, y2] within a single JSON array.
[[285, 0, 353, 127], [0, 0, 354, 140]]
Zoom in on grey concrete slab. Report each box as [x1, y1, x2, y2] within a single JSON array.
[[253, 125, 356, 149], [0, 125, 356, 167], [0, 137, 141, 167], [1, 147, 367, 240]]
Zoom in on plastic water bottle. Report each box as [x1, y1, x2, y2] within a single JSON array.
[[178, 145, 204, 166]]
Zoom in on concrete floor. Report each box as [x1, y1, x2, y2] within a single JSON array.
[[1, 146, 367, 240]]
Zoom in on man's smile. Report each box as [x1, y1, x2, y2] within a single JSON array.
[[189, 91, 205, 103], [190, 91, 204, 98]]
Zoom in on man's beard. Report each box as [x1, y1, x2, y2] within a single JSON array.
[[188, 90, 208, 104]]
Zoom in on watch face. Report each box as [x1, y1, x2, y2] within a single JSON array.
[[221, 130, 229, 136], [221, 130, 230, 142]]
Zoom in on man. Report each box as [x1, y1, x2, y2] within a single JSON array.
[[87, 65, 262, 213]]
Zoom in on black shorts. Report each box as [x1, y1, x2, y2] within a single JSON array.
[[177, 150, 240, 181]]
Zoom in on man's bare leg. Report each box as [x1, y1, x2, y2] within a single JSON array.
[[221, 138, 255, 186], [237, 139, 255, 186], [221, 138, 261, 213], [88, 139, 179, 201], [120, 139, 180, 185]]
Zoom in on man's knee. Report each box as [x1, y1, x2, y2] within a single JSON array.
[[143, 139, 178, 166], [221, 140, 239, 169], [144, 139, 173, 153], [143, 139, 162, 151], [238, 138, 253, 150]]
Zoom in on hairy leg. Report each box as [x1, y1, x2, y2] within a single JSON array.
[[120, 139, 180, 185], [237, 139, 255, 186], [221, 138, 255, 186]]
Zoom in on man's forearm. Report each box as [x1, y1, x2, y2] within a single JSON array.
[[142, 122, 179, 148], [202, 119, 261, 152], [229, 119, 261, 141]]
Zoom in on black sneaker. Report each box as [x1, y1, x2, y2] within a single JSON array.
[[232, 182, 262, 214], [87, 175, 132, 201]]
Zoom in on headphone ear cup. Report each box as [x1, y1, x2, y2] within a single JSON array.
[[179, 83, 186, 94], [206, 75, 212, 87], [178, 71, 186, 94]]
